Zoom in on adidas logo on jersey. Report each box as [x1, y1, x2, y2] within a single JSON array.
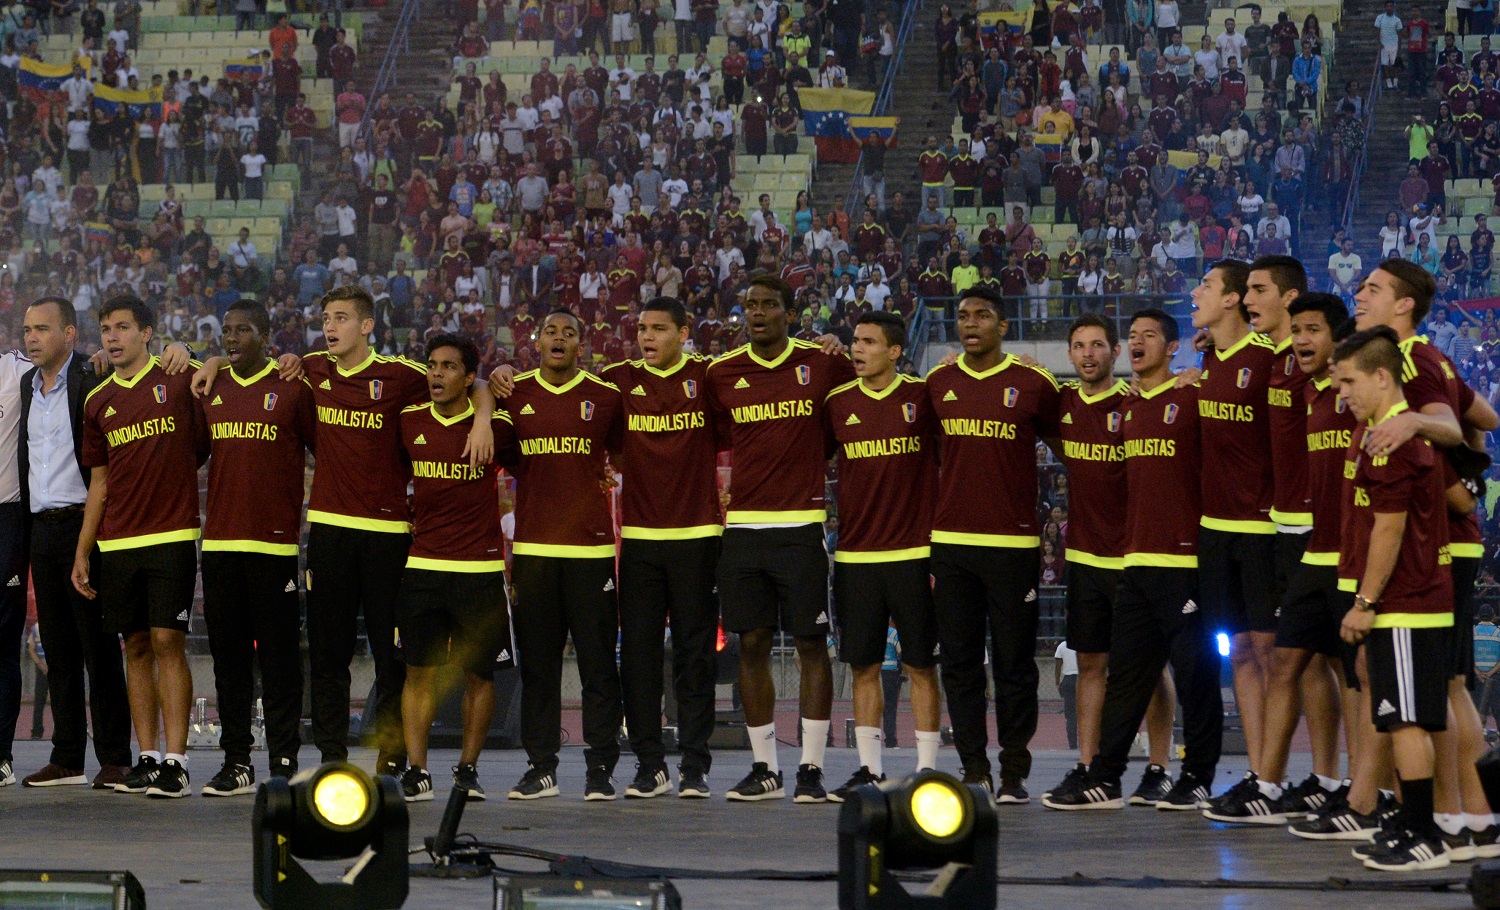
[[943, 390, 957, 401], [284, 580, 296, 593], [5, 576, 17, 587], [413, 434, 427, 445], [520, 404, 535, 415], [319, 379, 332, 390], [734, 378, 750, 389], [1377, 699, 1397, 716], [1182, 599, 1198, 614], [631, 385, 647, 396], [104, 406, 116, 417], [1024, 589, 1037, 603], [603, 578, 615, 592], [845, 413, 860, 425], [211, 395, 222, 406], [816, 612, 829, 624], [1061, 413, 1073, 424]]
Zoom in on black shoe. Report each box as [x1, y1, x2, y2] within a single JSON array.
[[453, 763, 485, 801], [1203, 771, 1259, 812], [1201, 781, 1288, 825], [726, 762, 784, 801], [0, 760, 12, 787], [269, 756, 298, 779], [115, 756, 161, 794], [1290, 803, 1381, 841], [960, 766, 994, 797], [1043, 775, 1123, 810], [1155, 771, 1210, 811], [828, 767, 884, 803], [401, 766, 434, 802], [677, 766, 711, 799], [146, 759, 191, 798], [1044, 763, 1088, 800], [1281, 774, 1337, 818], [996, 780, 1029, 805], [584, 765, 616, 801], [793, 763, 827, 803], [1441, 828, 1476, 862], [507, 766, 560, 800], [1472, 824, 1500, 859], [625, 765, 671, 799], [202, 762, 255, 797], [1363, 830, 1452, 871], [375, 754, 407, 779], [1129, 764, 1173, 806]]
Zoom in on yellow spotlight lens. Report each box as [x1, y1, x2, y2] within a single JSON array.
[[313, 771, 370, 828], [909, 781, 965, 839]]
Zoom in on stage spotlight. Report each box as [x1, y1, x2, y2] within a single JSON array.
[[0, 870, 145, 909], [253, 761, 409, 910], [836, 770, 997, 910], [494, 876, 681, 910]]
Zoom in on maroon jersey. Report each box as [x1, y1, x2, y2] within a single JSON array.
[[1267, 336, 1312, 527], [401, 401, 509, 571], [1058, 379, 1128, 567], [824, 376, 938, 560], [303, 351, 429, 533], [599, 354, 724, 539], [1122, 378, 1201, 567], [82, 357, 209, 550], [1301, 376, 1356, 567], [1198, 331, 1276, 533], [706, 340, 855, 524], [927, 354, 1060, 547], [1345, 401, 1454, 628], [1400, 335, 1482, 559], [497, 370, 623, 557], [201, 363, 316, 555]]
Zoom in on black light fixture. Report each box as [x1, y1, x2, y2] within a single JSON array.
[[837, 770, 997, 910], [0, 870, 145, 909], [493, 876, 681, 910], [253, 761, 409, 910]]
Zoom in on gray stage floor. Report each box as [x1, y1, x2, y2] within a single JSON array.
[[0, 740, 1475, 909]]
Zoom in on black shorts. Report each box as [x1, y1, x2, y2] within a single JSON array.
[[100, 540, 198, 635], [1271, 531, 1309, 614], [1198, 527, 1278, 635], [1275, 562, 1358, 686], [1453, 556, 1480, 687], [718, 524, 830, 637], [832, 558, 937, 669], [398, 567, 514, 677], [1367, 625, 1452, 733], [1064, 562, 1121, 654]]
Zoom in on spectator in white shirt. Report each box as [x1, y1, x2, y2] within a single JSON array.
[[1215, 18, 1247, 70], [329, 243, 359, 285]]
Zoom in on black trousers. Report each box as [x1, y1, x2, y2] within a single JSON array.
[[931, 543, 1040, 783], [29, 508, 131, 770], [619, 537, 719, 774], [1091, 566, 1223, 785], [202, 551, 303, 765], [511, 554, 621, 773], [306, 524, 409, 762], [0, 503, 26, 763]]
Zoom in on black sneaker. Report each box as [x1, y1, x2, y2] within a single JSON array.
[[725, 762, 784, 801], [584, 765, 616, 801], [793, 764, 827, 803], [1281, 774, 1338, 818], [375, 754, 407, 779], [401, 766, 434, 802], [1472, 824, 1500, 859], [960, 767, 994, 797], [202, 762, 255, 797], [1044, 763, 1088, 801], [1290, 803, 1381, 841], [1203, 771, 1260, 812], [996, 780, 1029, 805], [0, 760, 13, 787], [1042, 775, 1123, 810], [1155, 772, 1210, 811], [1363, 830, 1452, 871], [146, 759, 191, 798], [828, 766, 884, 803], [269, 756, 297, 779], [507, 766, 560, 800], [115, 756, 161, 794], [1201, 782, 1288, 825], [1441, 828, 1476, 862], [1129, 764, 1174, 806], [677, 766, 710, 799], [453, 763, 485, 801], [625, 765, 671, 799]]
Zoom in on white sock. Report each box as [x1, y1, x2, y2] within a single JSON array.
[[1467, 812, 1496, 832], [1436, 812, 1465, 835], [164, 753, 187, 766], [141, 751, 162, 763], [800, 718, 830, 769], [748, 723, 778, 773], [1257, 779, 1283, 800], [915, 730, 941, 771], [1317, 774, 1341, 792], [855, 726, 883, 776]]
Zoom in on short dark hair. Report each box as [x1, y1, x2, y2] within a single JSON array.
[[224, 299, 269, 335], [1068, 312, 1118, 348], [746, 274, 794, 309], [426, 332, 479, 375], [99, 295, 154, 333], [1376, 258, 1438, 324], [544, 307, 582, 331], [1211, 259, 1251, 320], [1248, 254, 1309, 295], [642, 296, 688, 329], [1287, 292, 1349, 336], [856, 310, 907, 348], [1130, 307, 1179, 344], [958, 285, 1006, 315], [1332, 325, 1404, 381], [27, 295, 75, 330], [321, 285, 375, 322]]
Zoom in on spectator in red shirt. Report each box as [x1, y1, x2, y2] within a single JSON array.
[[329, 28, 356, 86], [1052, 147, 1084, 225]]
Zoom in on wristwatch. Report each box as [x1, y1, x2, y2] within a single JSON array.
[[1354, 594, 1378, 613]]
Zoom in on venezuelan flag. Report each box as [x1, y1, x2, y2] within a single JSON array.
[[19, 57, 83, 100], [93, 84, 164, 120], [1035, 132, 1064, 164], [85, 222, 114, 244], [799, 87, 875, 164], [225, 57, 264, 82], [1165, 150, 1222, 171], [848, 115, 898, 142], [977, 10, 1032, 48]]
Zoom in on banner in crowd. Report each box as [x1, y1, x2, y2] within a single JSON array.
[[1456, 298, 1500, 310], [800, 87, 876, 164], [85, 222, 113, 244], [977, 10, 1033, 40], [1165, 149, 1223, 171], [93, 84, 164, 120], [18, 57, 87, 100], [848, 116, 898, 145], [225, 57, 265, 82]]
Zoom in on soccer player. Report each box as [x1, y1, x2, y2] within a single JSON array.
[[822, 310, 941, 799], [1333, 326, 1456, 872], [1191, 260, 1282, 810], [600, 297, 723, 799], [499, 309, 625, 801], [1045, 313, 1177, 807], [927, 286, 1059, 802], [706, 275, 854, 803], [396, 334, 514, 803], [1044, 309, 1224, 811], [73, 296, 208, 798], [198, 300, 315, 795]]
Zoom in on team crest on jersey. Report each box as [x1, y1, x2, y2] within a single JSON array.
[[795, 364, 811, 385], [1107, 412, 1121, 433], [581, 400, 595, 421], [1335, 397, 1347, 414], [263, 392, 278, 411], [902, 402, 917, 423], [1235, 368, 1251, 389], [152, 384, 166, 404], [683, 379, 698, 398], [1164, 403, 1179, 424], [369, 379, 383, 400], [1284, 356, 1295, 375], [1003, 387, 1018, 408]]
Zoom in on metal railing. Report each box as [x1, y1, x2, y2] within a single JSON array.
[[843, 0, 926, 217], [355, 0, 421, 146], [1338, 33, 1387, 237]]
